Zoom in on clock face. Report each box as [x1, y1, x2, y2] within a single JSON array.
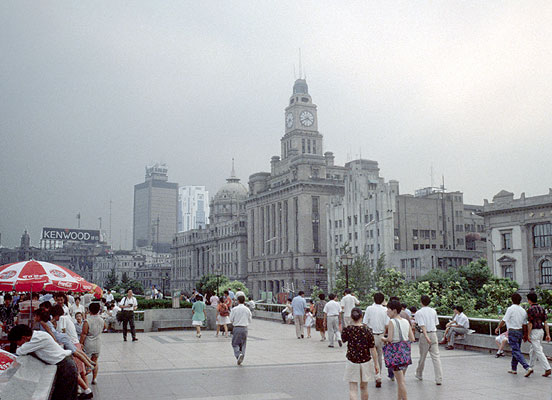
[[286, 112, 294, 128], [300, 110, 314, 127]]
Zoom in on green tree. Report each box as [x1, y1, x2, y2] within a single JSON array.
[[105, 268, 118, 289], [220, 280, 249, 297], [196, 274, 230, 295], [121, 272, 129, 284], [480, 277, 519, 315]]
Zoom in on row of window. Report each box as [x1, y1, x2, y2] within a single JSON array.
[[502, 259, 552, 284], [501, 223, 552, 250]]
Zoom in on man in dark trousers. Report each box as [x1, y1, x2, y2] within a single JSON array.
[[9, 324, 79, 400]]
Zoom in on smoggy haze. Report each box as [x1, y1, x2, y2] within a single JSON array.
[[1, 1, 551, 248]]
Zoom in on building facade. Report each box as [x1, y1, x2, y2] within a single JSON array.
[[178, 186, 209, 232], [133, 163, 178, 253], [171, 168, 248, 294], [480, 189, 552, 292], [246, 78, 346, 299], [327, 165, 486, 286]]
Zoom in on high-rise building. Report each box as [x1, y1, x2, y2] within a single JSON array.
[[246, 78, 346, 299], [178, 186, 209, 232], [133, 163, 178, 253]]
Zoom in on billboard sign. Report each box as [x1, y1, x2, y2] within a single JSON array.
[[42, 227, 101, 243]]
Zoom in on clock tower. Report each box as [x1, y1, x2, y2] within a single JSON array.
[[281, 78, 324, 159]]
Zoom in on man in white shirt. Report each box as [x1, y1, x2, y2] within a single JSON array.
[[415, 295, 443, 385], [9, 324, 78, 400], [495, 292, 533, 376], [340, 288, 360, 328], [105, 290, 114, 303], [363, 292, 389, 388], [229, 294, 252, 366], [119, 289, 138, 342], [323, 293, 342, 348], [442, 305, 470, 349]]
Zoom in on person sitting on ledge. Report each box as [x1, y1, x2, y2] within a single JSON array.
[[8, 324, 79, 400], [440, 305, 470, 349]]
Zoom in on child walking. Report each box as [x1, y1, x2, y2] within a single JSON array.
[[305, 307, 314, 338], [341, 307, 379, 400]]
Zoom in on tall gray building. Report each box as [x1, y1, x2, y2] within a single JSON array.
[[327, 162, 485, 286], [246, 78, 346, 299], [133, 163, 178, 253]]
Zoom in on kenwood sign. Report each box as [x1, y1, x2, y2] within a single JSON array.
[[42, 228, 101, 243]]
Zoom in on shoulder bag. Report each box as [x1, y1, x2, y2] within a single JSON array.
[[383, 319, 412, 369]]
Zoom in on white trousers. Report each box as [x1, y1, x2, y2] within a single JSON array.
[[529, 329, 551, 371]]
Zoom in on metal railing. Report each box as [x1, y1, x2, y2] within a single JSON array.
[[253, 304, 551, 336]]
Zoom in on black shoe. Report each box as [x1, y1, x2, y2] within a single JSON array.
[[328, 345, 334, 348], [78, 392, 94, 399], [132, 337, 138, 342], [123, 337, 127, 342], [301, 334, 304, 339], [375, 381, 382, 388], [338, 340, 343, 347]]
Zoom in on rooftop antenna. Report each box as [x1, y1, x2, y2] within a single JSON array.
[[299, 48, 303, 79], [430, 164, 434, 188], [231, 157, 236, 178]]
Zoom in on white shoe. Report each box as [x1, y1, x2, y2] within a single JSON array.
[[237, 353, 244, 365]]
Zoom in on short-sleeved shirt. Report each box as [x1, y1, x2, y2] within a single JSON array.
[[314, 300, 327, 318], [323, 300, 342, 316], [341, 325, 375, 363], [192, 301, 206, 321], [340, 294, 360, 317], [453, 312, 470, 329], [527, 304, 547, 330], [415, 306, 439, 332], [503, 304, 527, 330], [291, 296, 307, 316]]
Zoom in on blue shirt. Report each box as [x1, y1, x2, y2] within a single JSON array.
[[291, 296, 307, 316], [228, 290, 235, 300]]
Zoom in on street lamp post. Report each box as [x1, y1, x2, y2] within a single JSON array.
[[340, 253, 353, 288]]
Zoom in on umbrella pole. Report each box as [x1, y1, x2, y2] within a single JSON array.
[[30, 287, 33, 328]]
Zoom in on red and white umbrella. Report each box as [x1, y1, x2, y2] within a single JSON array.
[[0, 349, 17, 372], [0, 260, 91, 292]]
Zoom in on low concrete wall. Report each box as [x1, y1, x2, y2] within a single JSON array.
[[447, 330, 552, 358], [253, 309, 283, 323], [140, 307, 216, 332], [0, 355, 56, 400], [253, 310, 552, 358]]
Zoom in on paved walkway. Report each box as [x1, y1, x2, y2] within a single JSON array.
[[91, 319, 551, 400]]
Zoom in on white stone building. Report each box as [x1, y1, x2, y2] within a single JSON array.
[[480, 189, 552, 291]]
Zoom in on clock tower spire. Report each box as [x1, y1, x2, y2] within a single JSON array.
[[281, 78, 323, 160]]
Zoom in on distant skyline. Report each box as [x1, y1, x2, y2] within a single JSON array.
[[2, 1, 552, 248]]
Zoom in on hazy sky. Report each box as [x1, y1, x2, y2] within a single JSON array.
[[2, 1, 552, 249]]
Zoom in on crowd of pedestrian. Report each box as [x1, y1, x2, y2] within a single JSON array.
[[0, 287, 143, 400], [284, 288, 550, 400]]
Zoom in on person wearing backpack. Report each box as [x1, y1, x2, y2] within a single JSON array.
[[217, 297, 231, 337]]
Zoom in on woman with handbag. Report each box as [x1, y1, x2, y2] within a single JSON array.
[[382, 300, 415, 400]]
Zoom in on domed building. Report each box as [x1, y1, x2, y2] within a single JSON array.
[[210, 164, 248, 224], [171, 163, 248, 294]]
